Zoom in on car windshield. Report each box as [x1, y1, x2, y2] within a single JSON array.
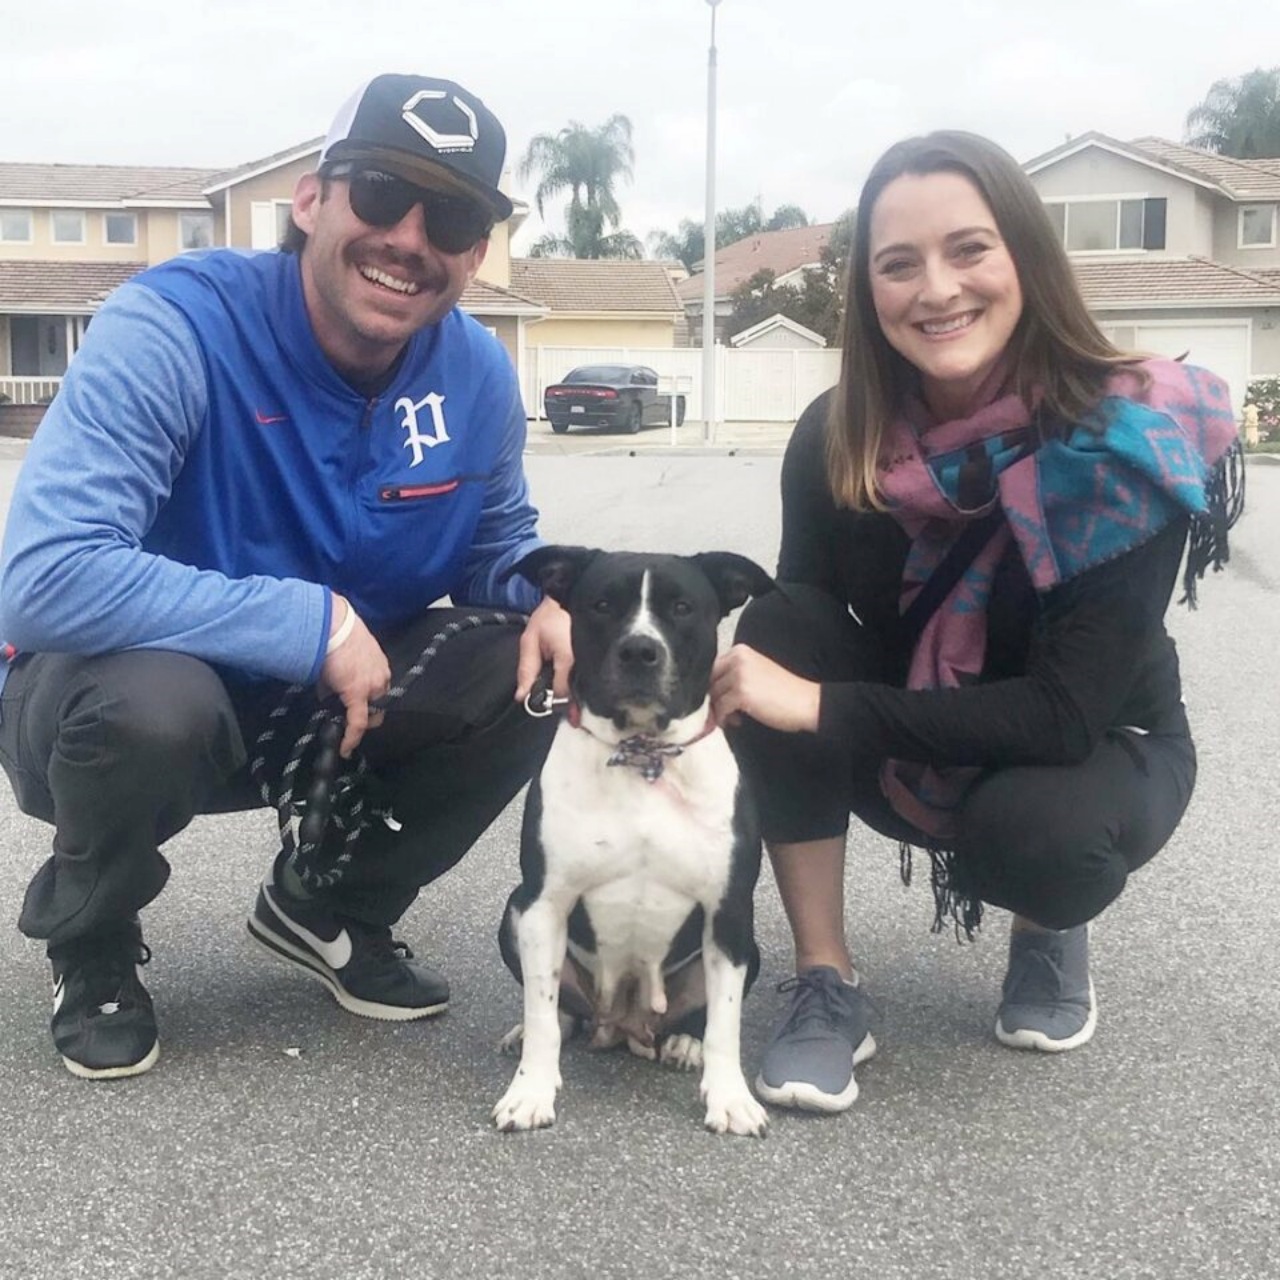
[[564, 365, 631, 384]]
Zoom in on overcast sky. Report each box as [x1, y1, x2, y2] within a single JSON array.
[[2, 0, 1276, 253]]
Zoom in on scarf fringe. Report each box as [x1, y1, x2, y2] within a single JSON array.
[[898, 840, 984, 942], [1181, 437, 1246, 608]]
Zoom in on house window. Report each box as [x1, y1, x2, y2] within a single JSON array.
[[52, 211, 86, 244], [179, 212, 214, 251], [1239, 204, 1277, 248], [104, 212, 137, 245], [250, 200, 295, 249], [1, 209, 33, 242], [1044, 197, 1167, 253]]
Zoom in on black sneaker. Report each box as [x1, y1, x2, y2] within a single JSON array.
[[247, 876, 449, 1021], [49, 921, 159, 1080]]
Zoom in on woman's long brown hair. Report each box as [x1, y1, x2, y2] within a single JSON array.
[[828, 131, 1145, 510]]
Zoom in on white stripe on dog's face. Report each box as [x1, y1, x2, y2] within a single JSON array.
[[626, 570, 669, 651]]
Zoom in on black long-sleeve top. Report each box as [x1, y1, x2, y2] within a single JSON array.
[[780, 394, 1191, 768]]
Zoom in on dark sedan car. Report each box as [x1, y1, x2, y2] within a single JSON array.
[[543, 364, 687, 434]]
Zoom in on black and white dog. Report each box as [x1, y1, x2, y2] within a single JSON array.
[[493, 546, 774, 1136]]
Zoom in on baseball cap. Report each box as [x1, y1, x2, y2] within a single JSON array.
[[319, 74, 514, 222]]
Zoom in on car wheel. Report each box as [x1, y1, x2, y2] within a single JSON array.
[[550, 421, 570, 434], [625, 401, 643, 434], [675, 396, 687, 427]]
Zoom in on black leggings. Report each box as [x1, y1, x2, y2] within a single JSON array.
[[0, 610, 555, 948], [728, 585, 1197, 931]]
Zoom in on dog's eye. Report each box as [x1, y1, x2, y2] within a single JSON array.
[[671, 599, 692, 617], [592, 598, 611, 614]]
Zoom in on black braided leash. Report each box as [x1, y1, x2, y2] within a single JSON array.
[[248, 610, 524, 893]]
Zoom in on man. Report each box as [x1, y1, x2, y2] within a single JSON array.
[[0, 73, 571, 1080]]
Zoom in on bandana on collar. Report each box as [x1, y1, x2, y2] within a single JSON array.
[[606, 736, 685, 782], [876, 357, 1241, 845]]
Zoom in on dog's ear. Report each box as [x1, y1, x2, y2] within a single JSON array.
[[690, 552, 776, 617], [512, 545, 601, 606]]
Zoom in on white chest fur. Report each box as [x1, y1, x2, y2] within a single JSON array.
[[537, 718, 741, 969]]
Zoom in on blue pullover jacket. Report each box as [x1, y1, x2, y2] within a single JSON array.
[[0, 249, 542, 691]]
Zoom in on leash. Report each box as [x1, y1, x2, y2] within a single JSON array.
[[249, 610, 524, 893]]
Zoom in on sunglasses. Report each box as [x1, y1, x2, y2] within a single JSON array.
[[331, 165, 493, 255]]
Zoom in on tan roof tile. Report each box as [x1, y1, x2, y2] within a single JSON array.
[[1071, 256, 1280, 307], [0, 162, 224, 205], [509, 259, 682, 313], [1128, 137, 1280, 199], [204, 139, 324, 191], [676, 223, 834, 302], [459, 278, 548, 313], [0, 260, 146, 309]]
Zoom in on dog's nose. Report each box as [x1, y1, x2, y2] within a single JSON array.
[[617, 635, 661, 668]]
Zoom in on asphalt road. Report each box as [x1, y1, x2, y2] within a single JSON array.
[[0, 439, 1276, 1280]]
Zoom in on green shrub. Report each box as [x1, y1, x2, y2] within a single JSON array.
[[1247, 375, 1280, 434]]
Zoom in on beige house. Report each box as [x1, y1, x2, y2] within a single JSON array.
[[510, 258, 683, 349], [678, 222, 834, 346], [1025, 133, 1280, 410]]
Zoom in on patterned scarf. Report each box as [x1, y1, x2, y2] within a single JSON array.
[[876, 357, 1241, 853]]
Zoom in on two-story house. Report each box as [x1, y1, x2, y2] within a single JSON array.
[[1026, 132, 1280, 411]]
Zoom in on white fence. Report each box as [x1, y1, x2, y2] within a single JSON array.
[[523, 345, 840, 423], [0, 376, 61, 405], [5, 347, 842, 424]]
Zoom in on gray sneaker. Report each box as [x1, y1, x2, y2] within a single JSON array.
[[755, 966, 877, 1112], [995, 925, 1097, 1052]]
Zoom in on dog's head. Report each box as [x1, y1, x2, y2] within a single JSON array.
[[516, 546, 774, 736]]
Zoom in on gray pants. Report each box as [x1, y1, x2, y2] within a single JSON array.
[[0, 610, 555, 949]]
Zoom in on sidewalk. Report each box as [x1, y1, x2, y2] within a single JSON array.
[[523, 417, 795, 455]]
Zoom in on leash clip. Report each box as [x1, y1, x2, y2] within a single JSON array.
[[523, 687, 570, 718]]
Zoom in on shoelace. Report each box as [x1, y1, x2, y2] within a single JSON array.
[[59, 934, 152, 1015], [775, 971, 865, 1037], [346, 922, 414, 969], [1004, 946, 1073, 1004]]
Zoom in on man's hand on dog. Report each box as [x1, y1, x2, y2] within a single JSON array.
[[515, 596, 573, 704], [321, 594, 391, 757], [710, 644, 821, 734]]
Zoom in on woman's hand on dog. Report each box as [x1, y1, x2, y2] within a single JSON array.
[[516, 596, 574, 703], [320, 594, 392, 757], [710, 644, 821, 734]]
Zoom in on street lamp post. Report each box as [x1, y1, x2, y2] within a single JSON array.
[[701, 0, 721, 444]]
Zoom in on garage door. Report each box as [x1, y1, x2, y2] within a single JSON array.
[[1102, 322, 1250, 415]]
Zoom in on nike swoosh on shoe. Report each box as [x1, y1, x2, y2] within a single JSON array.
[[263, 886, 353, 970]]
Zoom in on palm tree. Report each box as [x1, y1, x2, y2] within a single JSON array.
[[1185, 67, 1280, 158], [518, 115, 643, 259], [648, 202, 811, 273], [647, 218, 705, 272]]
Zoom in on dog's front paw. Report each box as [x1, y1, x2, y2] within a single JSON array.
[[701, 1081, 769, 1137], [493, 1071, 560, 1132]]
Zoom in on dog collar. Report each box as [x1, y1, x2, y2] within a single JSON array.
[[604, 714, 717, 783]]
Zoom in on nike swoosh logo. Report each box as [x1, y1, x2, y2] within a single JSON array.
[[255, 410, 288, 425], [264, 885, 353, 970], [52, 976, 65, 1014]]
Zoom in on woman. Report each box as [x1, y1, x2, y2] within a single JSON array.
[[711, 131, 1242, 1114]]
